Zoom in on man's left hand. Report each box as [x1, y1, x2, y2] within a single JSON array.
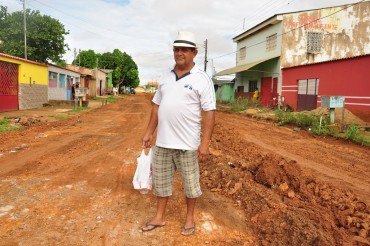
[[197, 143, 210, 162]]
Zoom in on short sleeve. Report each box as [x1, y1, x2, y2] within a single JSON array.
[[152, 75, 163, 105], [199, 74, 216, 111]]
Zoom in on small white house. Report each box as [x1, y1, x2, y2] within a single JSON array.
[[48, 64, 81, 101]]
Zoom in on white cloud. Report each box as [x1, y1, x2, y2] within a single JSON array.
[[2, 0, 362, 84]]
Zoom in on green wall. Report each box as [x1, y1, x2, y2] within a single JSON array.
[[215, 83, 235, 103], [106, 72, 113, 89]]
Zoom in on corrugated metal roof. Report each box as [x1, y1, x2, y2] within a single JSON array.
[[0, 52, 47, 67], [282, 54, 370, 69]]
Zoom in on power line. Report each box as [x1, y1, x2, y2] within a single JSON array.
[[31, 0, 134, 38], [244, 0, 296, 30], [232, 0, 293, 34], [210, 0, 365, 61], [231, 0, 281, 33]]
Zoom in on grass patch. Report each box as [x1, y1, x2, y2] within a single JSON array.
[[230, 98, 260, 112], [0, 117, 22, 133], [72, 106, 90, 112], [274, 110, 369, 146], [92, 96, 120, 103], [345, 124, 370, 146], [106, 96, 119, 103]]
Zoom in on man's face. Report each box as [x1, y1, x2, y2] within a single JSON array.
[[173, 46, 197, 67]]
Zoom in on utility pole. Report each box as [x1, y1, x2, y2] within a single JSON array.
[[204, 39, 208, 72], [78, 49, 81, 66], [23, 0, 27, 59]]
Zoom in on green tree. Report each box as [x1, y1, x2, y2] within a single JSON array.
[[118, 52, 140, 88], [0, 6, 69, 63], [56, 60, 67, 67], [72, 49, 98, 68], [96, 49, 139, 88]]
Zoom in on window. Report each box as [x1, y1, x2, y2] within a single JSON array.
[[59, 74, 66, 88], [248, 80, 258, 92], [239, 47, 246, 61], [49, 72, 57, 87], [298, 79, 319, 95], [237, 86, 244, 93], [307, 31, 323, 54], [266, 33, 277, 52]]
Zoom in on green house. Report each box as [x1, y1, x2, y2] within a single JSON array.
[[101, 69, 114, 89], [213, 77, 235, 103]]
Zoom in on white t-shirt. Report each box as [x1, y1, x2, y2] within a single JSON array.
[[152, 64, 216, 150]]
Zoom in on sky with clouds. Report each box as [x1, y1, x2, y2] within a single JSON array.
[[2, 0, 360, 84]]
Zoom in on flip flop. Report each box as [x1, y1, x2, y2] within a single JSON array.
[[140, 221, 165, 232], [181, 224, 196, 236]]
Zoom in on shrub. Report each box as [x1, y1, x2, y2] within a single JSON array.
[[275, 110, 295, 125], [294, 113, 317, 128], [345, 124, 370, 146], [230, 98, 249, 112]]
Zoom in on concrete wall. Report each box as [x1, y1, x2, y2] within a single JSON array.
[[93, 69, 107, 96], [18, 84, 48, 110], [282, 55, 370, 111], [236, 22, 282, 65], [0, 55, 48, 110], [235, 58, 280, 93], [281, 1, 370, 68], [48, 65, 80, 101]]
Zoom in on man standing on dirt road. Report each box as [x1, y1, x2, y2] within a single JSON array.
[[141, 31, 216, 236]]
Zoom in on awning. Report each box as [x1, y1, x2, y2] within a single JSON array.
[[214, 56, 279, 76]]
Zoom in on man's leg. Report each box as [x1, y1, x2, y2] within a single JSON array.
[[185, 197, 196, 228], [141, 196, 168, 231], [142, 147, 174, 231], [151, 196, 169, 225], [177, 150, 201, 235]]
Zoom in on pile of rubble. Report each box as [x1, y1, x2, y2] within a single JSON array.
[[7, 117, 43, 127], [201, 124, 369, 245]]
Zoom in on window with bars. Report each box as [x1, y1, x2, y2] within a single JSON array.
[[307, 31, 323, 54], [266, 33, 277, 52], [248, 80, 258, 92], [239, 47, 246, 61]]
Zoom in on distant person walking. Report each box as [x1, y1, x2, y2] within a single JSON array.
[[141, 31, 216, 236], [253, 87, 259, 101]]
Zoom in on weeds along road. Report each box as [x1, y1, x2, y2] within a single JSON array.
[[0, 94, 369, 245]]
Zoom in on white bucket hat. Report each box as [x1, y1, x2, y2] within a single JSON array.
[[173, 31, 197, 48]]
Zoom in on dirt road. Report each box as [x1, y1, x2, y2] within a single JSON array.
[[0, 94, 369, 245], [0, 95, 252, 245], [216, 112, 370, 205]]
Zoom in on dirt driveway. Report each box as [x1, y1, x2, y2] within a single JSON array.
[[0, 94, 369, 245]]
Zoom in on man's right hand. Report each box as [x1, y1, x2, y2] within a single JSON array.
[[142, 134, 152, 148]]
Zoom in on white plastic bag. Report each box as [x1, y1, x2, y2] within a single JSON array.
[[132, 148, 153, 194]]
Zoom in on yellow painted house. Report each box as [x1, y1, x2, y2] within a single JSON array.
[[0, 53, 48, 111]]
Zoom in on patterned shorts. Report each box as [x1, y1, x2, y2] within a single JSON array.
[[152, 146, 202, 198]]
